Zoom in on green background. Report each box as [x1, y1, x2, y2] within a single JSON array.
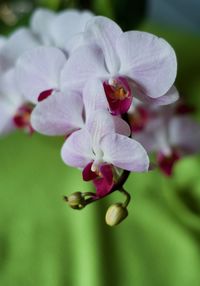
[[1, 0, 200, 285]]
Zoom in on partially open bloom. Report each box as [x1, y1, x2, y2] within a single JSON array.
[[131, 102, 200, 176]]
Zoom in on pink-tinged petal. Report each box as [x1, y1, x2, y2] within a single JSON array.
[[83, 78, 108, 117], [0, 28, 39, 70], [31, 91, 84, 136], [134, 116, 171, 155], [101, 133, 149, 172], [86, 110, 115, 147], [50, 10, 94, 51], [82, 162, 98, 181], [116, 31, 177, 98], [134, 131, 159, 154], [157, 150, 180, 176], [16, 46, 67, 103], [60, 44, 108, 91], [129, 106, 150, 132], [0, 101, 16, 135], [132, 84, 179, 106], [84, 16, 122, 73], [169, 116, 200, 154], [61, 129, 93, 168], [0, 69, 25, 135], [175, 102, 195, 115], [30, 8, 56, 45], [93, 164, 114, 197], [103, 77, 132, 115], [113, 116, 131, 136]]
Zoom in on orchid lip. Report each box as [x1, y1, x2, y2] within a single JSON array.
[[13, 104, 34, 133], [103, 76, 132, 115], [157, 150, 180, 176]]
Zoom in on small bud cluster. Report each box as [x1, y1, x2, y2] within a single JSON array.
[[0, 8, 200, 226]]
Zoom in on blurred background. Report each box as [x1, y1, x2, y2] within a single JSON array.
[[0, 0, 200, 285]]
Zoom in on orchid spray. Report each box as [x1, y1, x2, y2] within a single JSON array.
[[1, 8, 200, 226]]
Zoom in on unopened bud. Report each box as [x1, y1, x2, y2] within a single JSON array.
[[66, 192, 86, 210], [105, 203, 128, 226]]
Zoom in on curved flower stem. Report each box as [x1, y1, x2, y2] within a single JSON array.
[[120, 187, 131, 207]]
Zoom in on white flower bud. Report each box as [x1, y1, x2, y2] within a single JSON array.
[[66, 192, 86, 209], [105, 203, 128, 226]]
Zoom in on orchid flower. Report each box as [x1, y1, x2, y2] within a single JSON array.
[[0, 30, 40, 135], [61, 109, 149, 177], [29, 74, 130, 136], [30, 8, 94, 53], [0, 69, 33, 135], [61, 16, 178, 114], [131, 102, 200, 176]]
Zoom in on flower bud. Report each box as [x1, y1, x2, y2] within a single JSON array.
[[105, 203, 128, 226], [66, 192, 86, 210]]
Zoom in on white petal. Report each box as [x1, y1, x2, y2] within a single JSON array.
[[113, 116, 131, 136], [0, 36, 6, 49], [83, 78, 108, 117], [116, 31, 177, 98], [134, 117, 171, 155], [30, 8, 56, 45], [0, 100, 16, 135], [86, 110, 115, 148], [61, 129, 93, 168], [31, 91, 84, 136], [84, 16, 122, 74], [133, 84, 179, 106], [60, 44, 108, 91], [0, 69, 24, 135], [101, 133, 149, 172], [0, 69, 24, 107], [16, 46, 67, 103], [0, 28, 39, 70], [50, 9, 94, 51], [169, 115, 200, 153]]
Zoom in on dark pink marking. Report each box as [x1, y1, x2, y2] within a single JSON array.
[[82, 162, 99, 181], [13, 105, 34, 134], [175, 103, 195, 115], [82, 162, 114, 198], [38, 89, 53, 102], [130, 106, 150, 132], [103, 77, 132, 115], [93, 164, 114, 197], [157, 150, 180, 176]]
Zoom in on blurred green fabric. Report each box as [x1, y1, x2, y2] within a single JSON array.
[[1, 130, 200, 286], [1, 1, 200, 285]]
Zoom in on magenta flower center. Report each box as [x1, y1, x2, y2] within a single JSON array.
[[13, 105, 33, 133], [157, 150, 180, 176], [82, 162, 114, 198], [129, 106, 150, 132], [103, 77, 132, 115]]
